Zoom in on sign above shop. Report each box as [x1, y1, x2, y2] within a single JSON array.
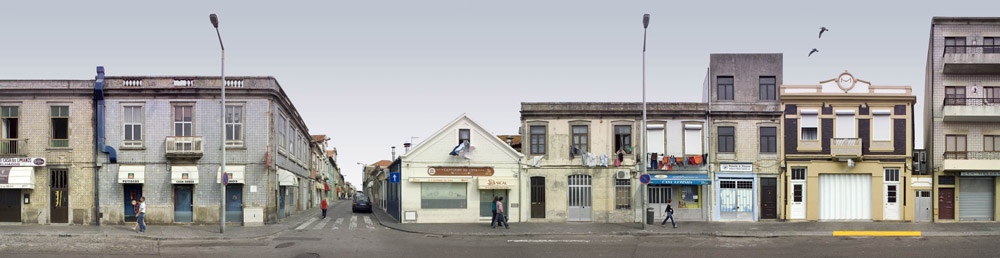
[[960, 171, 1000, 177], [477, 177, 516, 189], [428, 167, 494, 176], [720, 163, 753, 172], [0, 157, 46, 167], [650, 174, 711, 185]]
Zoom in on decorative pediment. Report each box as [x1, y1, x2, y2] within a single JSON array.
[[819, 71, 872, 93]]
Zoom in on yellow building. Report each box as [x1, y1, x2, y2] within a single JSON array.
[[780, 71, 917, 221]]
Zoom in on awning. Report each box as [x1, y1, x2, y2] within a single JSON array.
[[171, 166, 199, 184], [0, 167, 35, 189], [650, 174, 711, 185], [477, 177, 517, 189], [278, 169, 297, 186], [216, 165, 246, 184], [118, 165, 145, 184], [409, 177, 470, 183]]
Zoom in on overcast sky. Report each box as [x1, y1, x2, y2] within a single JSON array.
[[2, 0, 996, 188]]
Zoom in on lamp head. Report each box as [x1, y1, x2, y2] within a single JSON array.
[[642, 14, 650, 29], [210, 14, 219, 28]]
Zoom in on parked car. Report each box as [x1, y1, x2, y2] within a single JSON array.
[[352, 196, 372, 213]]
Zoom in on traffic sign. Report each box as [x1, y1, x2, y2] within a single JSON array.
[[639, 173, 651, 184], [222, 172, 229, 186], [389, 172, 401, 183]]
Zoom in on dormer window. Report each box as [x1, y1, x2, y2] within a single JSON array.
[[459, 129, 470, 144]]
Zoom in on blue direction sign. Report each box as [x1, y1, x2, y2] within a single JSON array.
[[389, 172, 401, 183], [639, 173, 651, 184]]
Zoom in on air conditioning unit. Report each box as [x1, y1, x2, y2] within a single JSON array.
[[616, 170, 630, 179]]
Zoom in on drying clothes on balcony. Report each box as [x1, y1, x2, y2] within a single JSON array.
[[613, 158, 621, 167], [650, 153, 659, 170], [599, 155, 609, 167], [461, 144, 475, 160], [449, 141, 467, 156]]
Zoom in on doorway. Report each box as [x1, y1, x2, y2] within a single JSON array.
[[123, 184, 143, 222], [938, 188, 955, 220], [530, 177, 545, 218], [174, 185, 193, 222], [648, 185, 672, 220], [226, 184, 243, 223], [279, 186, 286, 219], [50, 169, 68, 223], [567, 175, 592, 222], [719, 179, 753, 221], [0, 189, 20, 222], [790, 182, 806, 220], [915, 190, 932, 222], [479, 189, 508, 218], [760, 178, 777, 219]]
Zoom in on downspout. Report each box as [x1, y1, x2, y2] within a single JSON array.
[[94, 66, 118, 225], [704, 67, 713, 222]]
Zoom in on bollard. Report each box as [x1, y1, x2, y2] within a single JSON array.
[[646, 207, 654, 225]]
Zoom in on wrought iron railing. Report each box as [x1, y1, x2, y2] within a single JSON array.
[[0, 138, 26, 156]]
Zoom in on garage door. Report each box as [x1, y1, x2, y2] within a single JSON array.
[[820, 174, 871, 220], [959, 177, 994, 221]]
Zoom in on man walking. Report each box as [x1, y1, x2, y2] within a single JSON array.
[[137, 196, 147, 233], [492, 197, 509, 229], [321, 198, 328, 219], [660, 203, 676, 228]]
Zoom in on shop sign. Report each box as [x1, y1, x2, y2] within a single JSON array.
[[0, 157, 46, 167], [960, 171, 1000, 177], [428, 167, 494, 176], [720, 163, 753, 172]]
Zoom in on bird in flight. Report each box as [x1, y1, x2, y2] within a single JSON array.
[[819, 27, 829, 39], [809, 48, 819, 57]]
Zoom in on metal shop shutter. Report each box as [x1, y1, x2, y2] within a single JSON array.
[[959, 177, 995, 221], [820, 174, 872, 220]]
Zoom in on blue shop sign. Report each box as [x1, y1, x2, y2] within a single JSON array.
[[649, 174, 711, 185]]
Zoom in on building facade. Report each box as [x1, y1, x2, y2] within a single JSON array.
[[780, 71, 916, 221], [95, 70, 318, 226], [520, 102, 710, 223], [705, 53, 784, 221], [927, 17, 1000, 222], [1, 79, 96, 225]]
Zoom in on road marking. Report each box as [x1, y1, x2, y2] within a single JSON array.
[[332, 218, 343, 230], [364, 216, 375, 230], [313, 218, 329, 230], [832, 231, 922, 237], [295, 218, 317, 230], [349, 216, 358, 230], [507, 240, 591, 243]]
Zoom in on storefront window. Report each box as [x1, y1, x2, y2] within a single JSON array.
[[678, 185, 700, 208], [421, 182, 468, 208]]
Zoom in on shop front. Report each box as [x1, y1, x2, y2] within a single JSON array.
[[117, 165, 145, 223], [958, 172, 998, 222], [170, 166, 198, 223], [0, 165, 37, 223], [648, 173, 710, 222], [217, 165, 245, 223], [714, 163, 756, 222]]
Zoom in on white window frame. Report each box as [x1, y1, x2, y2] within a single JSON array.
[[872, 110, 892, 141], [50, 105, 71, 148], [800, 109, 818, 141], [278, 115, 287, 154], [122, 105, 144, 148], [835, 110, 856, 139], [683, 124, 703, 155], [225, 105, 244, 147]]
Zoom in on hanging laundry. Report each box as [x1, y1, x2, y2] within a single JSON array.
[[599, 155, 609, 167], [461, 144, 475, 160], [449, 142, 466, 156], [650, 153, 659, 170], [660, 156, 669, 170], [587, 153, 598, 167], [693, 155, 703, 165], [613, 158, 622, 167], [532, 156, 544, 167], [668, 155, 676, 166]]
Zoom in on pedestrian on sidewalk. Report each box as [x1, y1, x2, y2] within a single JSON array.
[[131, 199, 140, 232], [137, 196, 147, 233], [490, 196, 498, 227], [660, 203, 676, 228], [321, 198, 328, 219], [492, 197, 509, 229]]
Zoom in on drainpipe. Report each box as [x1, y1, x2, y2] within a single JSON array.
[[704, 67, 713, 222], [94, 66, 118, 225]]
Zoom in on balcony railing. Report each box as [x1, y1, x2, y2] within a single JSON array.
[[831, 138, 862, 157], [943, 45, 1000, 56], [944, 98, 1000, 106], [943, 151, 1000, 160], [165, 136, 204, 158], [0, 138, 26, 156]]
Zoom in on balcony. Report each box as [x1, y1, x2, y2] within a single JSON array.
[[165, 136, 203, 159], [942, 98, 1000, 122], [649, 155, 707, 171], [0, 138, 27, 156], [943, 151, 1000, 171], [942, 45, 1000, 74], [831, 138, 862, 158]]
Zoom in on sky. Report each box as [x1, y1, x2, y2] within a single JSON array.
[[2, 0, 997, 188]]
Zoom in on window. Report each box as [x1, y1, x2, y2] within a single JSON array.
[[1, 106, 19, 155], [50, 106, 69, 147], [759, 76, 776, 100], [615, 179, 631, 210], [458, 129, 470, 144], [571, 125, 589, 154], [791, 168, 806, 180], [679, 185, 700, 208], [123, 106, 143, 147], [985, 37, 1000, 54], [683, 124, 703, 155], [760, 127, 777, 153], [225, 105, 243, 146], [717, 126, 735, 153], [945, 37, 966, 54], [529, 125, 546, 155], [986, 135, 1000, 152], [614, 125, 632, 154], [939, 176, 955, 185], [717, 76, 734, 101], [278, 115, 287, 152], [800, 110, 818, 140], [420, 182, 467, 209], [835, 110, 856, 138], [793, 184, 803, 203], [887, 185, 898, 203], [173, 106, 193, 137], [945, 134, 967, 159], [873, 110, 891, 141], [945, 86, 966, 105], [985, 87, 1000, 104], [885, 168, 900, 182]]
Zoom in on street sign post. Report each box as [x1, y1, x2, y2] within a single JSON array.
[[222, 172, 229, 186], [389, 172, 400, 183], [639, 173, 651, 184]]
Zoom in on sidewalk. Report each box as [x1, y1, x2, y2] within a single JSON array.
[[371, 208, 1000, 237], [0, 201, 330, 241]]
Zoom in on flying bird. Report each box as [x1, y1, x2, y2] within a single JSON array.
[[819, 27, 829, 39], [809, 48, 819, 57]]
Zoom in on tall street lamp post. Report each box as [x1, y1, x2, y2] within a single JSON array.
[[209, 13, 227, 234], [641, 13, 650, 230]]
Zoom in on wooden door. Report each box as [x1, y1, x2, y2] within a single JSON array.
[[530, 177, 545, 218], [50, 169, 68, 223], [760, 178, 777, 219], [939, 188, 955, 220]]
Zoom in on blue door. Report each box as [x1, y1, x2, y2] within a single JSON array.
[[174, 185, 193, 222], [278, 186, 286, 219], [225, 185, 243, 222], [123, 184, 143, 222]]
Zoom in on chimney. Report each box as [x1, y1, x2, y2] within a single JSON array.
[[391, 146, 396, 160], [403, 142, 412, 153]]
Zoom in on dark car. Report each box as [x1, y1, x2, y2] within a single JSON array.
[[352, 196, 372, 213]]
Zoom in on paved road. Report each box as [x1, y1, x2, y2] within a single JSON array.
[[5, 202, 1000, 258]]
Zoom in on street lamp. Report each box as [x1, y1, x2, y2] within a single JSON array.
[[640, 13, 650, 230], [209, 13, 227, 234]]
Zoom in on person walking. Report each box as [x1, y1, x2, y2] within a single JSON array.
[[137, 196, 147, 233], [490, 196, 498, 227], [321, 198, 329, 219], [492, 197, 509, 229], [130, 199, 140, 232], [660, 203, 676, 228]]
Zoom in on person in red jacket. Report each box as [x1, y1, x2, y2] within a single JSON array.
[[321, 198, 328, 219]]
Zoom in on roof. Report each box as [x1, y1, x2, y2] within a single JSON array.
[[496, 135, 521, 146], [370, 160, 392, 167], [933, 17, 1000, 24], [312, 135, 328, 142]]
